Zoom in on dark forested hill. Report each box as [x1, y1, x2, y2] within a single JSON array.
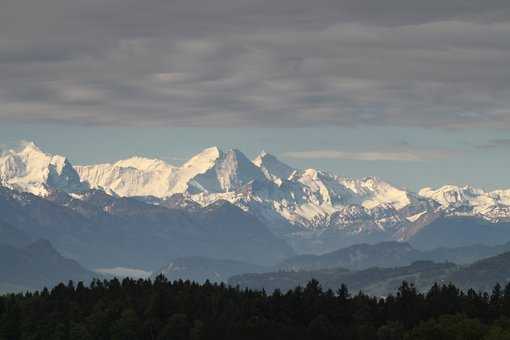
[[232, 249, 510, 296], [230, 261, 457, 296]]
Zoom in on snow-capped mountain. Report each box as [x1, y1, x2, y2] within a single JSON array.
[[75, 145, 438, 242], [419, 185, 510, 222], [76, 147, 266, 197], [3, 142, 510, 254], [253, 151, 295, 183], [0, 142, 87, 196], [75, 156, 177, 197]]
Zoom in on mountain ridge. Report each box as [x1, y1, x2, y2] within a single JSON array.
[[0, 238, 95, 293], [2, 142, 510, 254]]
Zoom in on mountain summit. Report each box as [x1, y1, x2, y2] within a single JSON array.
[[253, 151, 295, 182], [0, 142, 87, 196], [180, 147, 266, 194]]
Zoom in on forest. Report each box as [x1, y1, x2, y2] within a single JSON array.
[[2, 276, 510, 340]]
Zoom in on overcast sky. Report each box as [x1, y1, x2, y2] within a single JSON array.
[[1, 0, 510, 190]]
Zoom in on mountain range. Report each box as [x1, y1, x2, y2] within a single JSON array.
[[1, 141, 510, 276]]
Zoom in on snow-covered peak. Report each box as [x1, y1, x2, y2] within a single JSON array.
[[114, 156, 175, 172], [77, 146, 266, 197], [182, 147, 222, 169], [293, 169, 334, 204], [17, 142, 56, 162], [0, 142, 86, 196], [341, 177, 411, 210], [76, 156, 177, 198], [19, 141, 43, 154], [184, 147, 266, 194], [253, 151, 295, 181], [289, 169, 411, 211], [418, 185, 487, 208], [418, 185, 510, 221], [177, 147, 222, 183]]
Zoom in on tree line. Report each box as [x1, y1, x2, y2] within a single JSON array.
[[2, 276, 510, 340]]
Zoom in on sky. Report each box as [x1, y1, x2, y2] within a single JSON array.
[[1, 0, 510, 191]]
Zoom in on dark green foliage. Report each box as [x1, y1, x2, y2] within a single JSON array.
[[2, 278, 510, 340]]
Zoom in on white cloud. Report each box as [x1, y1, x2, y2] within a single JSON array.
[[283, 149, 454, 161]]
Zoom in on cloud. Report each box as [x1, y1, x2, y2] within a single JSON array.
[[1, 0, 510, 128], [283, 149, 454, 161], [475, 138, 510, 149], [492, 138, 510, 145]]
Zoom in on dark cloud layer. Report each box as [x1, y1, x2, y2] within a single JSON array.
[[1, 0, 510, 127]]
